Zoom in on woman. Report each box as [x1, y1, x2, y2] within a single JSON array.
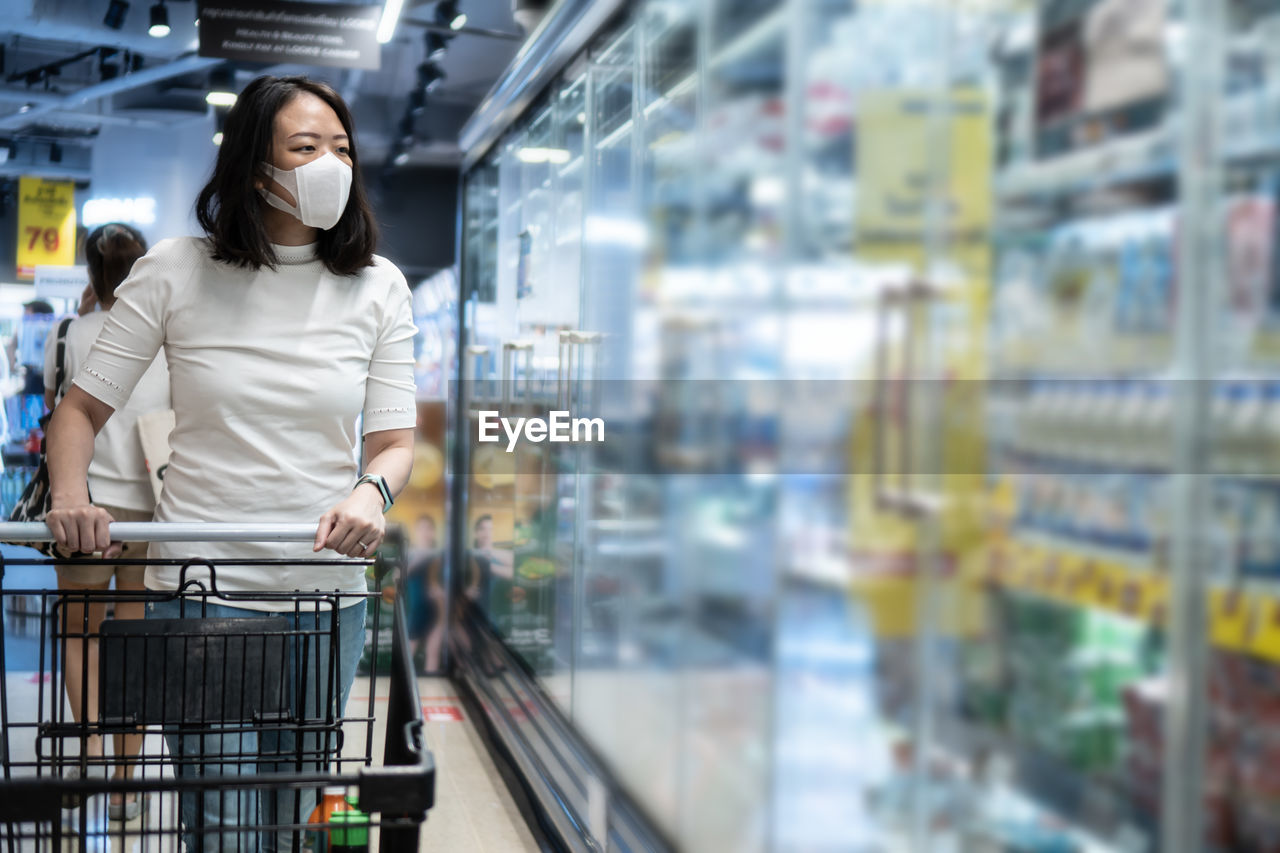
[[45, 76, 416, 851], [44, 222, 167, 824]]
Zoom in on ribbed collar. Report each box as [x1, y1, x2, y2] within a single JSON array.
[[271, 242, 319, 265]]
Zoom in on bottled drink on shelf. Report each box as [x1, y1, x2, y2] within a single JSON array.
[[1209, 382, 1241, 477], [1227, 381, 1267, 479], [1259, 383, 1280, 480], [1113, 378, 1147, 472], [1135, 381, 1172, 472]]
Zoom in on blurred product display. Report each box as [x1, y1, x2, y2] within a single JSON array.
[[442, 0, 1280, 851]]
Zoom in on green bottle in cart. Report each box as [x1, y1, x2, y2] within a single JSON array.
[[329, 804, 370, 853]]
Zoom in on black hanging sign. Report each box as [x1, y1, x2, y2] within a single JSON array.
[[197, 0, 382, 71]]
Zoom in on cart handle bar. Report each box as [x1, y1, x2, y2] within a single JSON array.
[[0, 522, 321, 543]]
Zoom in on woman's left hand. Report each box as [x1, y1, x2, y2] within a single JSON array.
[[314, 487, 385, 557]]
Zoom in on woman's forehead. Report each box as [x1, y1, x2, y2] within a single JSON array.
[[274, 93, 344, 134]]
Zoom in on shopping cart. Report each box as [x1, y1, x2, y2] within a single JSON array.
[[0, 522, 435, 853]]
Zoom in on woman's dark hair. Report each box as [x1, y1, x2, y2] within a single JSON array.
[[85, 223, 147, 304], [195, 75, 378, 276]]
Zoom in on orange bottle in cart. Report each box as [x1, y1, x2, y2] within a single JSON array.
[[305, 787, 353, 853]]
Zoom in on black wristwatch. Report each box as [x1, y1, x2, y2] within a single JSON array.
[[354, 473, 393, 513]]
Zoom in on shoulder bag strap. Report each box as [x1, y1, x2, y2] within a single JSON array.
[[53, 316, 73, 406]]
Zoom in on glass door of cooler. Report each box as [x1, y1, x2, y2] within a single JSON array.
[[909, 0, 1234, 850], [1194, 4, 1280, 852], [458, 93, 587, 717], [569, 17, 651, 826]]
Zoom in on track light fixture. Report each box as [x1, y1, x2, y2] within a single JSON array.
[[397, 114, 416, 146], [207, 65, 237, 106], [103, 0, 129, 30], [424, 31, 449, 61], [212, 104, 228, 145], [434, 0, 465, 31], [98, 47, 120, 80], [49, 143, 62, 164], [416, 61, 445, 93], [408, 89, 426, 115], [148, 1, 170, 38]]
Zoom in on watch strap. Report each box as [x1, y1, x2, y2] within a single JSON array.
[[355, 473, 393, 513]]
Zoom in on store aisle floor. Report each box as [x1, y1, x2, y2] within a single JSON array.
[[347, 676, 539, 852]]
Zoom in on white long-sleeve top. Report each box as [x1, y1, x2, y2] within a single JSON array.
[[73, 237, 418, 608]]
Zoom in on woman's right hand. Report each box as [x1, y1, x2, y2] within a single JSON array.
[[46, 504, 120, 557]]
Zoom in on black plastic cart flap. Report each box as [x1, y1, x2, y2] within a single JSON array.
[[99, 617, 290, 726]]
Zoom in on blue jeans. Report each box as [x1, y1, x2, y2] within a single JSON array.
[[146, 598, 367, 853]]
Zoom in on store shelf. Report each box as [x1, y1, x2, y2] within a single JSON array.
[[595, 118, 634, 150], [997, 126, 1173, 203], [870, 720, 1134, 853], [708, 7, 786, 71], [557, 156, 584, 179], [998, 82, 1280, 204], [972, 528, 1280, 665]]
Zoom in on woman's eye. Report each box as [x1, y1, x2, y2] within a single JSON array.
[[338, 148, 351, 156], [295, 145, 316, 153]]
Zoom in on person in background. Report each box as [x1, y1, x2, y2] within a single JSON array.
[[44, 222, 168, 824], [8, 299, 56, 394], [405, 514, 446, 672], [45, 75, 416, 852], [76, 281, 98, 318], [466, 513, 513, 603]]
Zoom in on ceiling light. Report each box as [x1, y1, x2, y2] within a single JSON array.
[[212, 131, 223, 146], [377, 0, 406, 44], [408, 89, 426, 115], [435, 0, 465, 31], [516, 147, 570, 164], [425, 32, 449, 60], [206, 66, 236, 106], [103, 0, 129, 30], [148, 2, 170, 38], [393, 151, 410, 166]]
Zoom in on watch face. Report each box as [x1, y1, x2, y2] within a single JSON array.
[[362, 475, 392, 511]]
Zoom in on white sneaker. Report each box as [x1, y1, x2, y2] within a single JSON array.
[[61, 793, 110, 851]]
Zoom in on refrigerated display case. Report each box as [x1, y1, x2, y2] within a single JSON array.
[[450, 1, 1256, 851]]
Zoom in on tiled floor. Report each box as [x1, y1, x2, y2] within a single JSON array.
[[347, 677, 539, 853], [2, 672, 538, 852]]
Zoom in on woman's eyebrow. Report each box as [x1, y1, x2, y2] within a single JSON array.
[[287, 131, 350, 140]]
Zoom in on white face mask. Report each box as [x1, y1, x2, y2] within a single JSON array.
[[259, 152, 353, 231]]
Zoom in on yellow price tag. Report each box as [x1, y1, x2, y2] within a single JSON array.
[[1093, 563, 1128, 611], [16, 177, 75, 279], [1041, 552, 1075, 600], [1209, 589, 1253, 652], [1247, 598, 1280, 665], [1058, 553, 1089, 604], [1003, 543, 1032, 589], [1114, 572, 1167, 622]]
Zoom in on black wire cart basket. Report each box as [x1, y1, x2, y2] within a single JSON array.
[[0, 522, 435, 853]]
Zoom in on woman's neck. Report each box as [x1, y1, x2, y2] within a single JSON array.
[[261, 202, 318, 246]]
